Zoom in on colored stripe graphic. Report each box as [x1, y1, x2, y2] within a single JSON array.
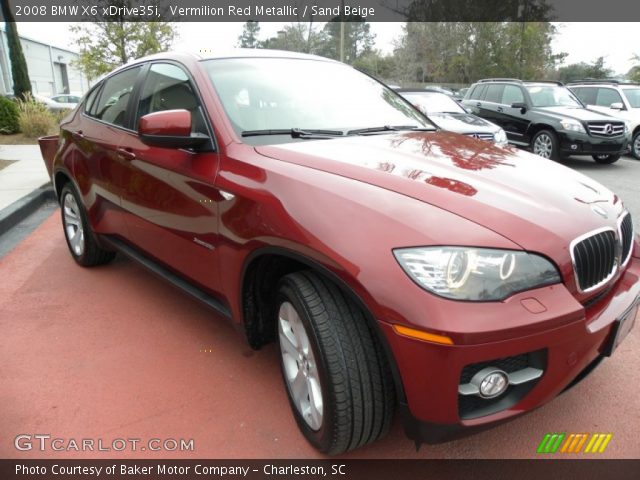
[[541, 433, 612, 454], [537, 433, 565, 453]]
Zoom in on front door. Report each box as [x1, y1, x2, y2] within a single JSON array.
[[118, 62, 223, 295]]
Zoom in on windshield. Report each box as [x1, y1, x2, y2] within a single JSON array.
[[402, 92, 465, 114], [203, 58, 432, 141], [526, 85, 582, 108], [623, 88, 640, 108]]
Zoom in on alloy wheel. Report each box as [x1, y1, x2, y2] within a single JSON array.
[[63, 193, 85, 256], [634, 135, 640, 159], [533, 134, 553, 159], [278, 301, 323, 430]]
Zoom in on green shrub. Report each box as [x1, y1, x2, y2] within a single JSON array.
[[0, 96, 20, 134], [17, 93, 55, 138]]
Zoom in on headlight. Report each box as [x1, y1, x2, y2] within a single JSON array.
[[494, 128, 508, 145], [560, 119, 585, 133], [394, 247, 561, 301]]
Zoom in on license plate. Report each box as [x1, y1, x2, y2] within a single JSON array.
[[603, 299, 638, 357]]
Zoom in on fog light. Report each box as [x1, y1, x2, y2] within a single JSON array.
[[471, 368, 509, 398]]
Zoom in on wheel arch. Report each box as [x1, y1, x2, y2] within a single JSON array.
[[240, 246, 407, 403], [527, 122, 557, 141]]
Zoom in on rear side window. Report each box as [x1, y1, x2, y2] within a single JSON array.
[[571, 87, 597, 105], [469, 84, 487, 100], [91, 67, 141, 127], [595, 88, 623, 107], [83, 87, 101, 115], [502, 85, 524, 105], [485, 84, 505, 103]]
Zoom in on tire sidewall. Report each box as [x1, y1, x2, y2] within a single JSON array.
[[275, 280, 336, 453], [632, 131, 640, 160]]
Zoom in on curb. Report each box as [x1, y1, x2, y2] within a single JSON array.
[[0, 184, 56, 236]]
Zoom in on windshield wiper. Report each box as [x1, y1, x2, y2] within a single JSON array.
[[347, 125, 435, 135], [241, 128, 345, 138]]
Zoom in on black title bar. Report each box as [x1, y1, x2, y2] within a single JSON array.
[[1, 0, 640, 22]]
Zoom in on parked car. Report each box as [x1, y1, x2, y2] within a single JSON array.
[[39, 50, 639, 455], [397, 89, 508, 145], [462, 78, 631, 163], [33, 94, 75, 112], [568, 80, 640, 159], [50, 94, 82, 108]]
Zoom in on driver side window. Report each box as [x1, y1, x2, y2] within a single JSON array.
[[137, 63, 208, 135]]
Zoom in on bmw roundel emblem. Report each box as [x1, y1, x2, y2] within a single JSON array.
[[591, 205, 608, 219]]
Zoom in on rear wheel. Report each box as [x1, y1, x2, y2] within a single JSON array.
[[60, 183, 115, 267], [531, 130, 560, 160], [276, 271, 395, 455], [592, 154, 621, 164]]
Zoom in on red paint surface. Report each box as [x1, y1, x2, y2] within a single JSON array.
[[1, 213, 638, 459]]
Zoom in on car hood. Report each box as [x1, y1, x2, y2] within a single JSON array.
[[255, 132, 624, 257], [536, 106, 620, 122], [428, 113, 500, 134]]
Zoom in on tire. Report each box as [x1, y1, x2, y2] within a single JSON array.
[[531, 130, 560, 160], [276, 271, 395, 455], [60, 183, 116, 267], [592, 154, 621, 164], [631, 131, 640, 160]]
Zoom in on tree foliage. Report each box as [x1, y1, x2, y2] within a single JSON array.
[[1, 0, 32, 99], [69, 2, 176, 81], [627, 54, 640, 83], [317, 17, 375, 63], [393, 22, 561, 84], [237, 21, 261, 48], [554, 57, 613, 83]]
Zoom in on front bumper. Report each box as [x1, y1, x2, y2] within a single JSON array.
[[382, 256, 640, 444], [558, 131, 630, 156]]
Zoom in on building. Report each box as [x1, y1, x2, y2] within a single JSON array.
[[0, 27, 88, 97]]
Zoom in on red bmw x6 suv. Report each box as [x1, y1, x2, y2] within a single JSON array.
[[39, 50, 639, 454]]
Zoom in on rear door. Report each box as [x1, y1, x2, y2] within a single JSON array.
[[64, 65, 143, 236], [117, 62, 224, 295]]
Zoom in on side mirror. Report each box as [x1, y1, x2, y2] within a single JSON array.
[[610, 102, 624, 110], [511, 102, 527, 113], [138, 109, 209, 148]]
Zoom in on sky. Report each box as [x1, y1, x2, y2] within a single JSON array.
[[14, 22, 640, 75]]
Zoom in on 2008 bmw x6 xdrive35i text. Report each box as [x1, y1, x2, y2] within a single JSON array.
[[39, 50, 639, 455]]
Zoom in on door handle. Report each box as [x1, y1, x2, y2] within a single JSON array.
[[116, 147, 136, 161], [497, 107, 503, 113], [476, 102, 482, 107]]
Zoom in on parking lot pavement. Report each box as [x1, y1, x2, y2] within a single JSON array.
[[1, 155, 639, 460]]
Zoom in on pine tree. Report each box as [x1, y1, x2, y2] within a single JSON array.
[[1, 0, 32, 99]]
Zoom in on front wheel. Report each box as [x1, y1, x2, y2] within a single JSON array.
[[276, 271, 395, 455], [531, 130, 560, 160], [592, 154, 621, 164], [631, 131, 640, 160]]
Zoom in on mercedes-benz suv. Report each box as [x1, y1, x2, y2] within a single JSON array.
[[568, 80, 640, 159], [462, 79, 631, 163]]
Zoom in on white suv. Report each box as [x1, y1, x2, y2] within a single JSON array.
[[568, 81, 640, 159]]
